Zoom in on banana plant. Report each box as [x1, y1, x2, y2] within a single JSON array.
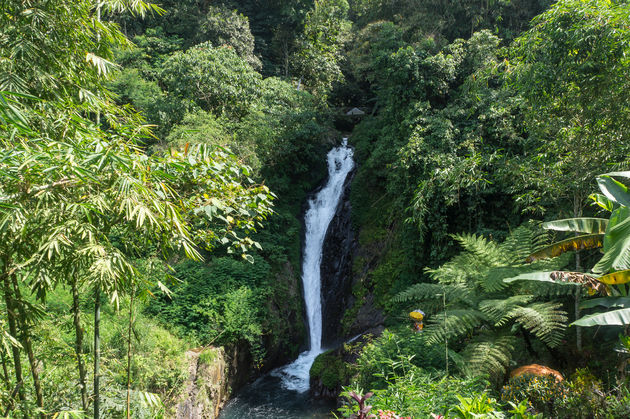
[[506, 172, 630, 328]]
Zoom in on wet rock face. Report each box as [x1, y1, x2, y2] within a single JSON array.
[[320, 169, 356, 346]]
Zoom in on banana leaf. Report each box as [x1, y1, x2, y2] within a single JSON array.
[[589, 193, 614, 212], [597, 175, 630, 207], [596, 269, 630, 285], [571, 308, 630, 327], [542, 218, 608, 234], [601, 171, 630, 179], [580, 297, 630, 310], [593, 207, 630, 274], [526, 234, 603, 263], [503, 271, 578, 284], [504, 270, 606, 294]]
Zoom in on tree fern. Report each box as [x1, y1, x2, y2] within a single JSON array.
[[395, 223, 571, 377], [479, 295, 533, 325], [454, 233, 507, 267], [530, 281, 583, 298], [501, 224, 546, 263], [425, 309, 487, 345], [461, 334, 517, 380], [393, 283, 472, 307], [505, 302, 567, 347]]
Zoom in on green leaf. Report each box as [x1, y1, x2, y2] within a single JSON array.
[[601, 171, 630, 179], [572, 308, 630, 327], [590, 193, 614, 212], [542, 218, 608, 234], [593, 207, 630, 273], [580, 297, 630, 310], [597, 269, 630, 285], [504, 271, 579, 285], [526, 234, 603, 262], [597, 175, 630, 207]]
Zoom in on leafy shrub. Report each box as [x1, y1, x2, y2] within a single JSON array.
[[501, 374, 567, 416], [339, 370, 490, 418], [555, 368, 607, 418], [452, 392, 504, 419], [601, 386, 630, 418], [355, 328, 447, 390]]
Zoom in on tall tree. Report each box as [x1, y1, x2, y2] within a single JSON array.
[[292, 0, 351, 96], [0, 0, 274, 416], [510, 0, 630, 217]]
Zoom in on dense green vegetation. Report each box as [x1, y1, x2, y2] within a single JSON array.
[[2, 0, 630, 418]]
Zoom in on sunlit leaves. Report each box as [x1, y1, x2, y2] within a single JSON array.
[[542, 218, 608, 235], [593, 207, 630, 274], [526, 234, 604, 263], [572, 308, 630, 327], [597, 270, 630, 286]]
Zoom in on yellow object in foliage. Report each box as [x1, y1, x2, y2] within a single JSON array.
[[409, 310, 424, 321], [410, 309, 425, 332]]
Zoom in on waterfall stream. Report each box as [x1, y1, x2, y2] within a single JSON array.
[[272, 138, 354, 392], [219, 139, 354, 418]]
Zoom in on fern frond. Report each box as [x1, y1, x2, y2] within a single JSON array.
[[479, 295, 533, 325], [426, 252, 490, 285], [393, 283, 471, 306], [425, 309, 487, 345], [507, 302, 567, 347], [484, 266, 521, 293], [501, 224, 550, 263], [530, 281, 582, 297], [453, 233, 507, 266], [461, 334, 516, 379]]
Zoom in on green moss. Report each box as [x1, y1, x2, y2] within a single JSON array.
[[199, 348, 219, 365], [310, 350, 351, 390]]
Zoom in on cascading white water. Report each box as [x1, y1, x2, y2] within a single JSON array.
[[272, 138, 354, 393]]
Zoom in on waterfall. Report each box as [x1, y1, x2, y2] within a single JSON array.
[[272, 138, 354, 393]]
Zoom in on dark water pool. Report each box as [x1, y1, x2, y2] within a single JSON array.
[[218, 373, 336, 419]]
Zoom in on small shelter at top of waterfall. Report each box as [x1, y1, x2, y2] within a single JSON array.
[[346, 107, 365, 116]]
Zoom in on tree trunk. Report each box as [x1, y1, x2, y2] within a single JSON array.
[[573, 193, 583, 352], [1, 349, 9, 389], [2, 274, 24, 406], [71, 277, 88, 412], [11, 274, 44, 415], [94, 285, 101, 419], [126, 290, 135, 419]]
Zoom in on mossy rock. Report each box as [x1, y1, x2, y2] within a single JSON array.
[[310, 350, 350, 390]]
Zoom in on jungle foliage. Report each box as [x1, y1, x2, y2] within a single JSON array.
[[3, 0, 630, 417]]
